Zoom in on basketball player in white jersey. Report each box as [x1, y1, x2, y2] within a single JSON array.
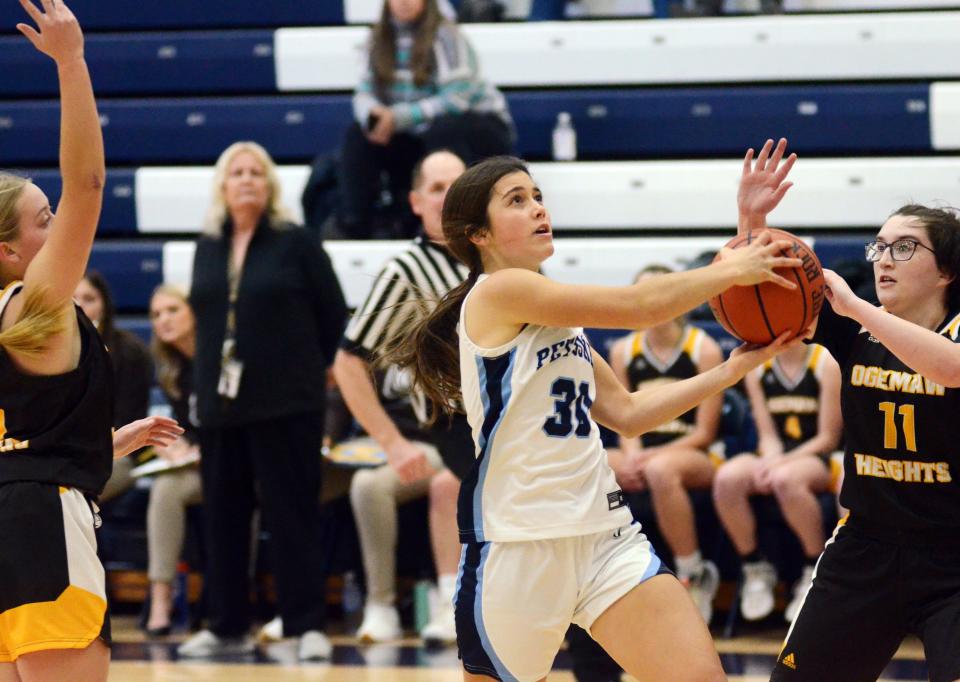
[[386, 156, 805, 681]]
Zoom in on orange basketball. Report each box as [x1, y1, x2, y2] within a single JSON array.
[[708, 228, 825, 345]]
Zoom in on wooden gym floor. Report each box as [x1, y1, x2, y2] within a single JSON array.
[[105, 617, 929, 681]]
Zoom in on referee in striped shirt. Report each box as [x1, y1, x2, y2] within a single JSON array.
[[333, 150, 474, 644]]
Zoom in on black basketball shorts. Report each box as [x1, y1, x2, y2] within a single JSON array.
[[0, 482, 110, 662], [771, 517, 960, 682]]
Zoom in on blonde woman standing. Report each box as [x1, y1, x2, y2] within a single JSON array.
[[179, 142, 347, 661]]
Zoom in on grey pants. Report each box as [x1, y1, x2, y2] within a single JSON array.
[[348, 439, 444, 606], [147, 467, 203, 583]]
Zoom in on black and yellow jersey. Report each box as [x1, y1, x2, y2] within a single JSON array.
[[0, 283, 113, 496], [756, 344, 828, 452], [623, 325, 705, 448], [813, 300, 960, 532]]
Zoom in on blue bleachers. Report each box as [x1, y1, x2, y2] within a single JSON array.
[[0, 96, 353, 165], [2, 32, 277, 97], [27, 169, 138, 234], [88, 242, 164, 312], [0, 2, 343, 33], [0, 85, 933, 166]]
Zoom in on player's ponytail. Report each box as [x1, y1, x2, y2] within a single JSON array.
[[383, 156, 530, 423], [0, 285, 68, 357]]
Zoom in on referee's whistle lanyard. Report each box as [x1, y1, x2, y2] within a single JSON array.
[[218, 253, 245, 402]]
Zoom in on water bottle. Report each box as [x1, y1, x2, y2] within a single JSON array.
[[342, 571, 363, 629], [552, 112, 577, 162], [413, 579, 432, 634]]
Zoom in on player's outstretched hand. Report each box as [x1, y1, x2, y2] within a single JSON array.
[[728, 332, 803, 377], [720, 230, 804, 290], [113, 416, 185, 460], [822, 269, 861, 318], [16, 0, 84, 64], [738, 138, 797, 233]]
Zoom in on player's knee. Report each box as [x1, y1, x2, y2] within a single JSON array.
[[644, 459, 679, 490], [770, 469, 803, 499], [713, 465, 749, 500]]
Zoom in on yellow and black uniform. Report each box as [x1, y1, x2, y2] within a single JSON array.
[[773, 302, 960, 682], [756, 345, 842, 490], [0, 283, 114, 662], [623, 326, 716, 454]]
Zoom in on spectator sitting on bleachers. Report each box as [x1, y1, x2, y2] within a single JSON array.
[[606, 265, 725, 623], [334, 151, 474, 645], [338, 0, 513, 239], [142, 284, 203, 637], [713, 341, 842, 624], [74, 271, 153, 502]]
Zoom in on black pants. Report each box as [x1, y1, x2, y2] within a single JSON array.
[[771, 519, 960, 682], [338, 112, 512, 239], [198, 412, 326, 637]]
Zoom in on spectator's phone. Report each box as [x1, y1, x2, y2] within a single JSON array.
[[367, 113, 380, 131]]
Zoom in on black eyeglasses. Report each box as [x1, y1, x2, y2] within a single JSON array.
[[864, 238, 936, 263]]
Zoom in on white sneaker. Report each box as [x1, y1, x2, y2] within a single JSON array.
[[257, 616, 283, 642], [785, 565, 815, 624], [177, 629, 255, 658], [421, 600, 456, 646], [356, 602, 401, 643], [683, 560, 720, 624], [298, 630, 332, 661], [740, 560, 777, 621]]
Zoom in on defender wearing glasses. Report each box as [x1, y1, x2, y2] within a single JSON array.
[[738, 140, 960, 682]]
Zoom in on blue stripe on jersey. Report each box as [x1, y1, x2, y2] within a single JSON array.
[[455, 542, 517, 682], [457, 350, 517, 543]]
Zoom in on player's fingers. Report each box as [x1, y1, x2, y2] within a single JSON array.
[[754, 138, 774, 171], [767, 137, 787, 173], [771, 256, 803, 269], [17, 0, 43, 23], [15, 23, 41, 46], [773, 154, 797, 184], [770, 181, 794, 205], [768, 273, 798, 290], [742, 148, 755, 177]]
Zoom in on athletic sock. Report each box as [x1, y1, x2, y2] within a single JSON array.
[[675, 551, 704, 579]]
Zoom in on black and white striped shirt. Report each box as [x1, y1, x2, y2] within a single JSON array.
[[341, 235, 468, 363]]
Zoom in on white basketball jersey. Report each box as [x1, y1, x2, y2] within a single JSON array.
[[457, 275, 633, 543]]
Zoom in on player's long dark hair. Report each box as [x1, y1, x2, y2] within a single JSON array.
[[892, 204, 960, 311], [382, 156, 530, 423]]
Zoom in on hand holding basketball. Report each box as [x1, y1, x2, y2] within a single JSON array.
[[711, 229, 826, 344], [16, 0, 84, 64], [720, 230, 804, 289], [726, 331, 802, 376]]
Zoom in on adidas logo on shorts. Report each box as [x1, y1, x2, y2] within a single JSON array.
[[781, 652, 797, 670]]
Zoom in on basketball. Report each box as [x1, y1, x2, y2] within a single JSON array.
[[708, 228, 825, 345]]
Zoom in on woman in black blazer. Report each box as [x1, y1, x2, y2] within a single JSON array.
[[180, 141, 347, 661]]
